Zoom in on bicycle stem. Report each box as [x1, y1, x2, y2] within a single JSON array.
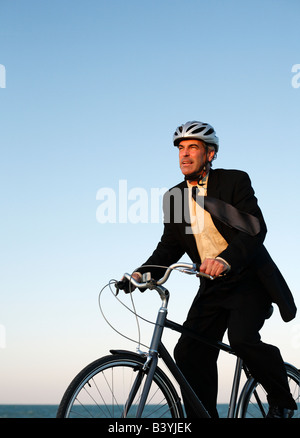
[[148, 285, 169, 354]]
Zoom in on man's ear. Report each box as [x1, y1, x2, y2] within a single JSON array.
[[208, 149, 215, 162]]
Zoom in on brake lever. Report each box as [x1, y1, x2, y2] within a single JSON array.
[[181, 268, 214, 280], [181, 268, 198, 275]]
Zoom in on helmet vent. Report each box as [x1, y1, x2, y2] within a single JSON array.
[[186, 123, 197, 132], [204, 128, 214, 136], [192, 127, 206, 134]]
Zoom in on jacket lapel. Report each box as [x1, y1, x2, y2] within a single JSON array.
[[207, 168, 220, 198], [206, 169, 234, 240]]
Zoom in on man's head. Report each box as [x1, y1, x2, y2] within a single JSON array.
[[173, 121, 219, 179], [178, 139, 215, 177]]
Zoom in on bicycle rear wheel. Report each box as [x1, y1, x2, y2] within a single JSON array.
[[56, 351, 184, 418], [237, 363, 300, 418]]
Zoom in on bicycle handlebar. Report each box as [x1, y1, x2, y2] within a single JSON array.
[[120, 262, 214, 290]]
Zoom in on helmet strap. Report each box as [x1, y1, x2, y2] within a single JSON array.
[[184, 158, 210, 184]]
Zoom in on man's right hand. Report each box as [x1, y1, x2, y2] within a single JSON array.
[[118, 272, 142, 293]]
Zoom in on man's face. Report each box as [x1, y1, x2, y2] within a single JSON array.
[[178, 139, 212, 176]]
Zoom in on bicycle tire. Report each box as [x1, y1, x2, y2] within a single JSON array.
[[236, 363, 300, 418], [56, 351, 184, 418]]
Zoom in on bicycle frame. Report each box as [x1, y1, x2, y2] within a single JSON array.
[[122, 279, 250, 419]]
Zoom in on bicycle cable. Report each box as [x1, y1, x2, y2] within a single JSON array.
[[98, 279, 149, 350], [98, 264, 190, 351]]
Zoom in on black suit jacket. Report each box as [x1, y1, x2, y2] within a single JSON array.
[[138, 169, 296, 322]]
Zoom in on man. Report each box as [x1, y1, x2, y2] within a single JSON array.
[[128, 121, 297, 418]]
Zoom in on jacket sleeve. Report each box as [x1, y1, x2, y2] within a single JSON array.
[[217, 171, 267, 271], [135, 191, 185, 280]]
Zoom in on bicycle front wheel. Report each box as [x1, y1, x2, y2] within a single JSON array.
[[237, 363, 300, 418], [57, 351, 184, 418]]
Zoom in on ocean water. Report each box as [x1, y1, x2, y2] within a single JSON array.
[[0, 405, 59, 418], [0, 404, 230, 418]]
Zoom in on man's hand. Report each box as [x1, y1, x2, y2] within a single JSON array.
[[119, 272, 142, 293], [199, 258, 230, 278]]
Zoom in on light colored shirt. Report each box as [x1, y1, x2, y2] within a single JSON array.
[[187, 175, 230, 268]]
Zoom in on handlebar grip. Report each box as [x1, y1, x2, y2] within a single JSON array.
[[115, 279, 133, 294], [115, 279, 127, 290], [115, 276, 147, 294]]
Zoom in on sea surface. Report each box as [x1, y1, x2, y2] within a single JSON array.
[[0, 404, 230, 418]]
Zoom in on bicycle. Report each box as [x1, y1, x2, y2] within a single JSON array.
[[56, 262, 300, 418]]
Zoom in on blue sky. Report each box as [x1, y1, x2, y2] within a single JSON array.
[[0, 0, 300, 405]]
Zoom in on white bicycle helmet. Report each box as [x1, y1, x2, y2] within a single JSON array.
[[173, 121, 219, 152]]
